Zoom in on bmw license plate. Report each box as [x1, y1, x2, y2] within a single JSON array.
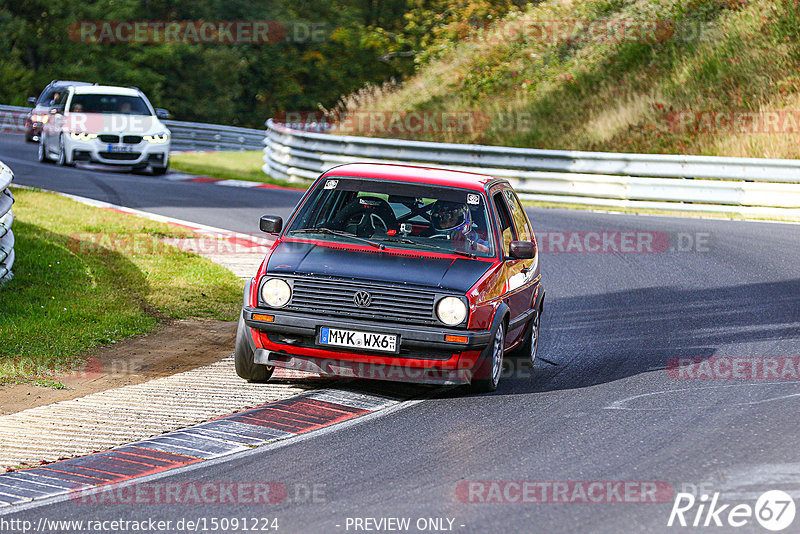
[[318, 327, 398, 353], [107, 144, 133, 152]]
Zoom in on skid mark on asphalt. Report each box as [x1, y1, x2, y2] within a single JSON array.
[[685, 463, 800, 500], [604, 382, 800, 411]]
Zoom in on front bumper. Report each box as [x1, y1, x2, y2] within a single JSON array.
[[26, 121, 43, 139], [242, 306, 492, 385], [65, 137, 170, 166]]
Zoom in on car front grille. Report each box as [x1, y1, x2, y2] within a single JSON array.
[[99, 134, 119, 143], [123, 135, 143, 144], [99, 152, 140, 161], [285, 277, 438, 326]]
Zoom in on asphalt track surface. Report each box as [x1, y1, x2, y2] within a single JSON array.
[[2, 132, 800, 533]]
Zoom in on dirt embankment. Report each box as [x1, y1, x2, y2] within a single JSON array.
[[0, 319, 236, 415]]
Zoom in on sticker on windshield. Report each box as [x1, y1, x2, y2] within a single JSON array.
[[467, 194, 480, 205], [324, 179, 339, 189]]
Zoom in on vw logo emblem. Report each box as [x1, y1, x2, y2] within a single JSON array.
[[353, 291, 372, 308]]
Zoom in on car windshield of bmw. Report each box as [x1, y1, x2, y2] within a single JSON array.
[[68, 94, 152, 115], [284, 176, 496, 258]]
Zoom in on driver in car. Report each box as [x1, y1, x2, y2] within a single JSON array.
[[430, 200, 491, 254]]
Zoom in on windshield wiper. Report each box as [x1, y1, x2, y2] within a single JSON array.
[[377, 237, 476, 259], [289, 227, 384, 249]]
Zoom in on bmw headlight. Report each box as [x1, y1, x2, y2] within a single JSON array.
[[260, 278, 291, 308], [143, 133, 169, 144], [436, 296, 467, 326], [70, 132, 97, 141]]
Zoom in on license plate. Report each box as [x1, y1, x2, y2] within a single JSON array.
[[107, 144, 133, 152], [319, 327, 398, 353]]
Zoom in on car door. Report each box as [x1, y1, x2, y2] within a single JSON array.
[[42, 92, 66, 153], [491, 186, 538, 345]]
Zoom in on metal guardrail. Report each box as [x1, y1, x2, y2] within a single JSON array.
[[0, 105, 263, 152], [164, 119, 264, 151], [0, 160, 15, 284], [263, 119, 800, 217], [0, 105, 28, 133]]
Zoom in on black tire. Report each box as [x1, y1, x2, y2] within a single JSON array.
[[56, 135, 68, 166], [234, 315, 274, 382], [510, 307, 541, 366], [469, 321, 505, 393], [151, 165, 168, 176], [38, 138, 50, 163]]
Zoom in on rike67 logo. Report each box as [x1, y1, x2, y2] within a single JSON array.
[[668, 490, 796, 531]]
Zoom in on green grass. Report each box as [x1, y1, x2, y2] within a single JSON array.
[[0, 188, 243, 386], [170, 150, 304, 188], [339, 0, 800, 159]]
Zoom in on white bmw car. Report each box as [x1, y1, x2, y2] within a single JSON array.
[[39, 85, 171, 175]]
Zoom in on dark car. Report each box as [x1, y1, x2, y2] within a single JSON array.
[[235, 163, 545, 392], [24, 80, 94, 142]]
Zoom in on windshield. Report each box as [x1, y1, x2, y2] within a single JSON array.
[[285, 176, 495, 258], [68, 94, 152, 115], [37, 87, 60, 106]]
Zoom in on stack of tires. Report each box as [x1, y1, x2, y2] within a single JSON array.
[[0, 161, 15, 283]]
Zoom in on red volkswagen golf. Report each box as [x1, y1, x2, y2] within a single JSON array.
[[235, 163, 544, 392]]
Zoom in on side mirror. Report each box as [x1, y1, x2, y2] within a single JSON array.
[[27, 97, 37, 105], [260, 215, 283, 234], [49, 107, 59, 115], [155, 108, 170, 119], [509, 240, 536, 259]]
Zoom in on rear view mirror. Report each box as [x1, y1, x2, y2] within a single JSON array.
[[260, 215, 283, 234], [155, 108, 170, 119], [509, 240, 536, 259], [27, 97, 36, 105]]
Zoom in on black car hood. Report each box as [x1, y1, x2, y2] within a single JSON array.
[[266, 240, 492, 293]]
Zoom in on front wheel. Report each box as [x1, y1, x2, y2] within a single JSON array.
[[151, 165, 168, 176], [55, 135, 72, 166], [38, 137, 50, 163], [234, 315, 274, 382], [511, 308, 541, 366], [469, 322, 505, 393]]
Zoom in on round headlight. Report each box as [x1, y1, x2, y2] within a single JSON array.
[[436, 296, 467, 326], [261, 278, 291, 308]]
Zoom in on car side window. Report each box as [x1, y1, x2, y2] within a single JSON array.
[[49, 91, 67, 113], [492, 191, 516, 257], [39, 88, 56, 105], [52, 91, 65, 107], [503, 189, 532, 242]]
